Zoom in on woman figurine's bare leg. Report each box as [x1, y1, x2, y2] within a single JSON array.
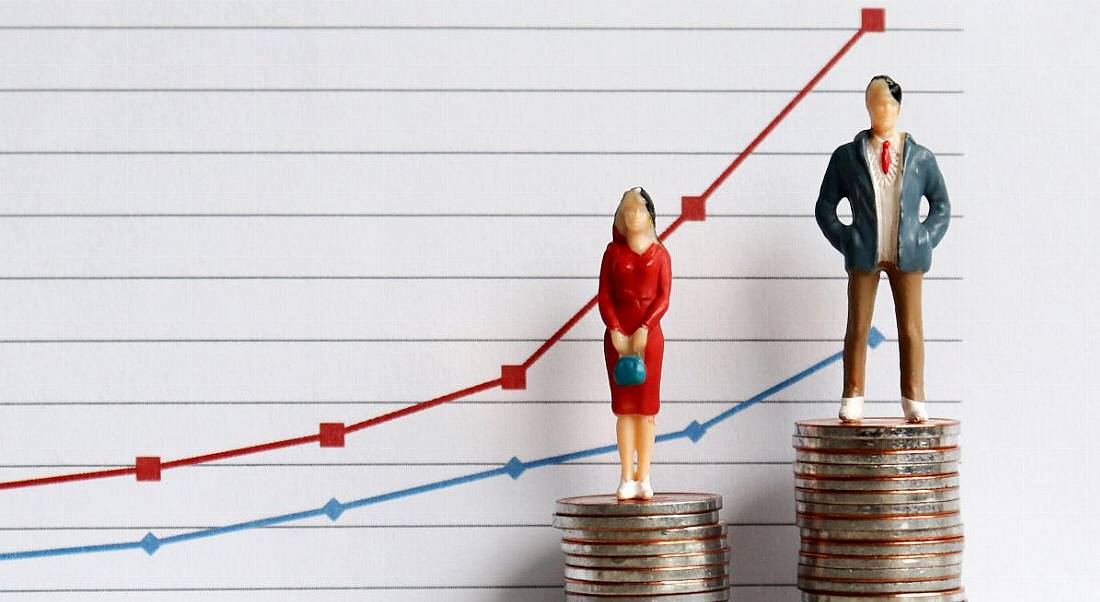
[[616, 415, 636, 480], [633, 415, 656, 499], [615, 415, 638, 499]]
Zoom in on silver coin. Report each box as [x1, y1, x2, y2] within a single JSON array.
[[798, 575, 963, 593], [797, 512, 962, 531], [794, 435, 959, 450], [794, 475, 960, 491], [800, 524, 965, 541], [798, 563, 961, 580], [562, 535, 728, 557], [801, 537, 965, 556], [800, 588, 966, 602], [565, 563, 728, 583], [797, 499, 962, 516], [561, 522, 727, 542], [796, 448, 961, 465], [554, 510, 721, 530], [568, 589, 730, 602], [557, 493, 722, 516], [565, 575, 730, 595], [800, 551, 963, 570], [795, 419, 960, 438], [566, 548, 731, 568], [795, 461, 959, 477], [795, 487, 960, 505]]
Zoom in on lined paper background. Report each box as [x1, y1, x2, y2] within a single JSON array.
[[0, 1, 1094, 600]]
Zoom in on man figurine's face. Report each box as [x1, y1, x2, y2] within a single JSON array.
[[865, 81, 900, 134]]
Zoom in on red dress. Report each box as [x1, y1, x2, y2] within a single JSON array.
[[598, 226, 672, 416]]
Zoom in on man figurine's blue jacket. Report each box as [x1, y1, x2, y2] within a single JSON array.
[[815, 129, 951, 273]]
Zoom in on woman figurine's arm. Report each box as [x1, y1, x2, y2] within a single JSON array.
[[633, 248, 672, 356], [638, 247, 672, 330], [598, 245, 623, 332], [598, 245, 631, 356]]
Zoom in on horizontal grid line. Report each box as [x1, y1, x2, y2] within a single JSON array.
[[0, 338, 963, 344], [0, 275, 965, 281], [0, 461, 796, 469], [0, 213, 967, 219], [0, 585, 797, 594], [0, 87, 965, 94], [0, 399, 963, 407], [0, 522, 795, 531], [0, 24, 961, 32], [0, 586, 565, 593], [0, 150, 965, 156]]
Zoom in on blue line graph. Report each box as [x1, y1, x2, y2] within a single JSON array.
[[0, 328, 883, 563]]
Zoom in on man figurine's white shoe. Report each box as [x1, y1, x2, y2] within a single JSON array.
[[637, 476, 654, 500], [902, 397, 929, 423], [838, 396, 864, 423], [616, 479, 639, 500]]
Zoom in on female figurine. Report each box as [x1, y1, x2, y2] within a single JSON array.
[[598, 187, 672, 500]]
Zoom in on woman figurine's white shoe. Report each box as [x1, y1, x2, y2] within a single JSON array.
[[637, 476, 654, 500], [902, 397, 929, 423], [838, 396, 864, 423], [616, 479, 639, 500]]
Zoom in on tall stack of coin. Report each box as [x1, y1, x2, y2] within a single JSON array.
[[793, 418, 965, 602], [553, 493, 730, 601]]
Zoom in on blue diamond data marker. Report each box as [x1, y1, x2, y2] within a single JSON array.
[[684, 420, 707, 443], [867, 327, 886, 349], [503, 456, 526, 479], [322, 498, 345, 521], [139, 532, 160, 556]]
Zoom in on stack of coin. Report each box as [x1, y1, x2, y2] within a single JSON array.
[[553, 493, 730, 601], [793, 418, 965, 602]]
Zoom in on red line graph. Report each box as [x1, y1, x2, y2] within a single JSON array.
[[0, 13, 877, 493]]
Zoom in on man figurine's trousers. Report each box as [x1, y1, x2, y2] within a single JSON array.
[[843, 261, 925, 401]]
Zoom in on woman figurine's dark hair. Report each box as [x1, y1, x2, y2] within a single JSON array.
[[635, 186, 657, 229], [866, 74, 902, 105]]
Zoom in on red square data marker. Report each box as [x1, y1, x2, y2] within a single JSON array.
[[501, 365, 526, 390], [135, 456, 161, 482], [682, 195, 706, 221], [319, 422, 346, 447], [862, 8, 886, 32]]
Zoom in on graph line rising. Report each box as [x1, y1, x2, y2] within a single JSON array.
[[0, 328, 884, 563], [0, 12, 879, 496]]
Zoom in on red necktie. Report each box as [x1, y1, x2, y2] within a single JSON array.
[[880, 139, 891, 174]]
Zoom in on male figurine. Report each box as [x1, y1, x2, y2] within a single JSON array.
[[815, 75, 950, 423]]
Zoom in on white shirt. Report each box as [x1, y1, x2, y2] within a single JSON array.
[[864, 132, 903, 265]]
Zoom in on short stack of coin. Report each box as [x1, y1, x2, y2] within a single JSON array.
[[553, 493, 730, 601], [793, 418, 965, 602]]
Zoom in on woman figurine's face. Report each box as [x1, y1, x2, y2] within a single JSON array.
[[618, 189, 652, 234]]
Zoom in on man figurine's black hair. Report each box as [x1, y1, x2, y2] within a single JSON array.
[[866, 74, 902, 105]]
